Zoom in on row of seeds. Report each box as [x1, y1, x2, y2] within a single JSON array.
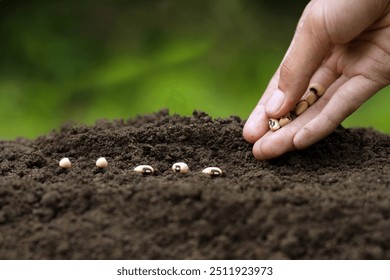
[[59, 158, 222, 177], [269, 83, 325, 131]]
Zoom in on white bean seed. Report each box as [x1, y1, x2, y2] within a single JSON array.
[[309, 83, 325, 97], [172, 162, 189, 173], [202, 167, 222, 177], [59, 158, 71, 169], [268, 118, 281, 131], [306, 91, 318, 105], [96, 157, 108, 168], [134, 165, 154, 175], [295, 100, 309, 116], [279, 115, 292, 127]]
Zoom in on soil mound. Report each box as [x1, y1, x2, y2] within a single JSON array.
[[0, 110, 389, 259]]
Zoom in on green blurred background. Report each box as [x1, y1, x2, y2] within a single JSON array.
[[0, 0, 389, 140]]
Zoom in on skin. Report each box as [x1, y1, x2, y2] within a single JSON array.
[[243, 0, 390, 160]]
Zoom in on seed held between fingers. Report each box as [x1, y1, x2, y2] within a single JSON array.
[[306, 91, 318, 106], [279, 115, 292, 127], [202, 167, 222, 177], [295, 100, 309, 116], [309, 83, 325, 97], [59, 158, 71, 169], [172, 162, 189, 173], [134, 165, 154, 175], [96, 157, 108, 168], [268, 118, 281, 131]]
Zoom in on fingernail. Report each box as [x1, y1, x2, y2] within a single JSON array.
[[266, 89, 285, 115]]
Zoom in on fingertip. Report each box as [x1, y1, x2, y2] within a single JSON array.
[[253, 131, 296, 160], [293, 118, 338, 150], [243, 106, 268, 144], [252, 136, 279, 160], [293, 127, 313, 150], [243, 119, 267, 143], [252, 141, 267, 160], [243, 125, 259, 144]]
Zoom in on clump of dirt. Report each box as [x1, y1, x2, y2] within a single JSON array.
[[0, 110, 389, 259]]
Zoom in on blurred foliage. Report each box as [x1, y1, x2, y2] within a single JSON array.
[[0, 0, 388, 139]]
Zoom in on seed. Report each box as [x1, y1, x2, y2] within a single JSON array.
[[172, 162, 189, 173], [96, 157, 108, 168], [59, 158, 71, 169], [134, 165, 154, 175], [268, 118, 281, 131], [295, 100, 309, 116], [309, 83, 325, 97], [202, 167, 222, 177], [279, 115, 292, 127], [306, 91, 318, 106]]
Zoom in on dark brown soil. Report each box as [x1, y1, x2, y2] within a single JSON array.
[[0, 110, 389, 259]]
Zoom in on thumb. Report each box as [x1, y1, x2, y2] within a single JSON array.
[[265, 1, 331, 117]]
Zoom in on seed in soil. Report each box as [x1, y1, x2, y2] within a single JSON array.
[[172, 162, 189, 173], [309, 83, 325, 96], [59, 158, 71, 169], [295, 100, 309, 116], [306, 91, 318, 105], [279, 115, 292, 127], [134, 165, 154, 175], [202, 167, 222, 177], [269, 118, 281, 131], [96, 157, 108, 168]]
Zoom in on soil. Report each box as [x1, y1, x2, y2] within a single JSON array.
[[0, 110, 389, 260]]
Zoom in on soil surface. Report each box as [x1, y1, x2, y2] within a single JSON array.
[[0, 110, 389, 259]]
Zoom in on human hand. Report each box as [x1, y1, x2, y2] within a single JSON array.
[[243, 0, 390, 160]]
